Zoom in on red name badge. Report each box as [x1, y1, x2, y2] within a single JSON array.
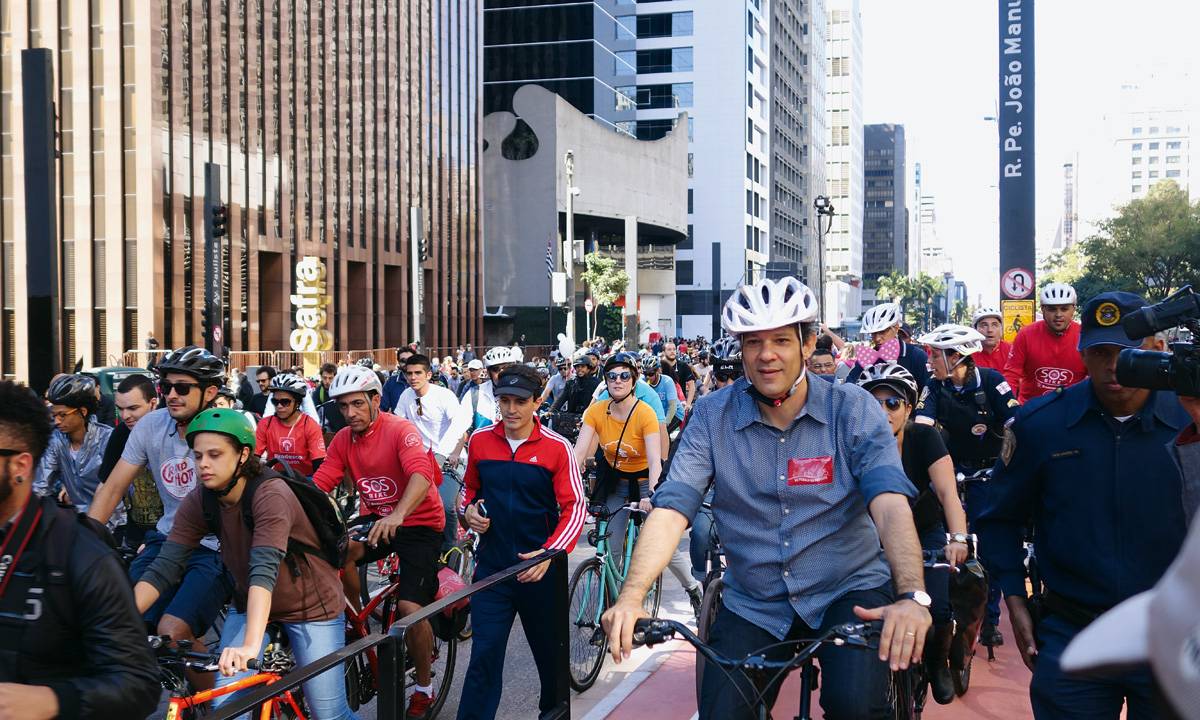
[[788, 456, 834, 485]]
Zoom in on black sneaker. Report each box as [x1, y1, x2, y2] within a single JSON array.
[[980, 623, 1004, 647], [688, 587, 703, 619]]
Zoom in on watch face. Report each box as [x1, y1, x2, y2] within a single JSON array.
[[909, 591, 932, 607]]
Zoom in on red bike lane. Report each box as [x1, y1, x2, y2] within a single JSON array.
[[595, 622, 1037, 720]]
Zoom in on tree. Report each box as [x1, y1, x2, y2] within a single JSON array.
[[1075, 181, 1200, 301], [875, 270, 946, 329], [580, 252, 629, 305]]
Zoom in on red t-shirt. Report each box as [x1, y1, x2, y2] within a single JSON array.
[[256, 414, 326, 476], [973, 340, 1012, 372], [313, 412, 445, 530], [1002, 320, 1088, 404]]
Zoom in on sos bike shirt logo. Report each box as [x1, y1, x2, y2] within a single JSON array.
[[355, 476, 402, 515], [1035, 366, 1076, 390], [160, 456, 197, 499]]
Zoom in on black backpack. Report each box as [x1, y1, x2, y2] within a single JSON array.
[[202, 460, 348, 572]]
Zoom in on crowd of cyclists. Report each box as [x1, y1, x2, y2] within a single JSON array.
[[0, 273, 1196, 720]]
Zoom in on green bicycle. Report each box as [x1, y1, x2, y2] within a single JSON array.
[[567, 501, 662, 692]]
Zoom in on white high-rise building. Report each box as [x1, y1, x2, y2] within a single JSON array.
[[823, 0, 863, 325]]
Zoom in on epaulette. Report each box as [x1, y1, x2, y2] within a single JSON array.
[[1012, 386, 1066, 423]]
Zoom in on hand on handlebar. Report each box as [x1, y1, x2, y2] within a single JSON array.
[[602, 598, 650, 664], [943, 541, 969, 566], [218, 643, 261, 677], [853, 598, 932, 671]]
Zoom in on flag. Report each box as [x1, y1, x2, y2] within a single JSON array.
[[546, 236, 555, 279]]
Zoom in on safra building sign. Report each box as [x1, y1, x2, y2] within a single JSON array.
[[290, 256, 333, 352]]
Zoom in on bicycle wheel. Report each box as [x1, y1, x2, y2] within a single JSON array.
[[567, 557, 607, 692], [642, 573, 663, 618], [952, 650, 973, 696], [444, 541, 476, 640], [694, 576, 723, 706], [890, 668, 918, 720], [426, 634, 458, 719]]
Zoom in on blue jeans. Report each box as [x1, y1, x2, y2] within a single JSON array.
[[128, 530, 233, 636], [213, 611, 358, 720], [1030, 615, 1161, 719]]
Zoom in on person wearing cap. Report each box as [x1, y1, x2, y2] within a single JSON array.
[[457, 365, 584, 720], [1003, 283, 1088, 404], [972, 307, 1012, 372], [551, 350, 601, 415], [603, 277, 927, 720], [457, 358, 486, 400], [1060, 515, 1200, 720], [539, 358, 571, 408], [977, 291, 1192, 719]]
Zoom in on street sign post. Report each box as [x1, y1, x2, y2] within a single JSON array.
[[1001, 267, 1034, 300], [584, 298, 594, 341]]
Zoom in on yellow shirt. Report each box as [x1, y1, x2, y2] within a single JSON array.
[[583, 398, 660, 473]]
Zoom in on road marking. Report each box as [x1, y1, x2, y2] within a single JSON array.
[[578, 641, 683, 720]]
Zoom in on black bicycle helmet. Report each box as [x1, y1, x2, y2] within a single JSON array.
[[157, 345, 225, 384], [713, 357, 743, 380], [268, 372, 309, 399], [603, 351, 641, 375], [46, 374, 99, 412]]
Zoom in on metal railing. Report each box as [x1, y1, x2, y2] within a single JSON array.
[[120, 345, 558, 372], [209, 550, 571, 720]]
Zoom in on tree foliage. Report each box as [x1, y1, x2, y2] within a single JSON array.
[[1067, 181, 1200, 302], [875, 271, 946, 329], [580, 252, 630, 306]]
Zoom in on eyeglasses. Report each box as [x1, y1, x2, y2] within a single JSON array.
[[877, 396, 906, 412], [714, 372, 734, 382], [159, 380, 202, 397], [273, 397, 294, 407], [51, 408, 81, 421], [606, 371, 632, 382]]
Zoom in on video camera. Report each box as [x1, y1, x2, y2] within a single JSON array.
[[1116, 286, 1200, 397]]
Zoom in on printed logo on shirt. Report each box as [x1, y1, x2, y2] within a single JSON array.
[[528, 455, 538, 463], [996, 381, 1012, 396], [279, 436, 296, 453], [1034, 367, 1075, 388], [403, 432, 422, 448], [356, 476, 401, 510], [787, 456, 834, 486], [159, 456, 196, 499]]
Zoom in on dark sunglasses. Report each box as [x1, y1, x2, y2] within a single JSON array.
[[606, 371, 632, 382], [274, 397, 294, 407], [714, 372, 735, 382], [415, 397, 424, 416], [877, 396, 905, 412], [159, 380, 201, 396]]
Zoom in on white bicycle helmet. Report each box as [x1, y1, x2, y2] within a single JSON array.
[[483, 345, 520, 368], [1040, 282, 1077, 306], [710, 336, 742, 359], [268, 372, 309, 399], [861, 302, 903, 335], [329, 365, 383, 399], [916, 324, 986, 356], [972, 306, 1002, 327], [720, 277, 819, 336], [857, 362, 919, 406]]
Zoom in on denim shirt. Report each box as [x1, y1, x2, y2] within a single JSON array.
[[652, 374, 915, 637], [35, 419, 126, 528]]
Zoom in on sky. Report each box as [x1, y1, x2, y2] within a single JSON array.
[[860, 0, 1200, 306]]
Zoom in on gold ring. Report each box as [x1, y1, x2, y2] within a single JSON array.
[[905, 631, 916, 636]]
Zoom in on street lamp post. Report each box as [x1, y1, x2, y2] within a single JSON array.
[[563, 151, 581, 348], [813, 195, 836, 325]]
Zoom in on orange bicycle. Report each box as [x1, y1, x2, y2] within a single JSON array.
[[152, 632, 308, 719]]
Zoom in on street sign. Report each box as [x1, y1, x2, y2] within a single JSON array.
[[1001, 267, 1034, 300], [584, 297, 594, 314], [1001, 299, 1035, 343]]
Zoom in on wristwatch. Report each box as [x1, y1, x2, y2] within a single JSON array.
[[898, 591, 932, 608], [949, 533, 969, 544]]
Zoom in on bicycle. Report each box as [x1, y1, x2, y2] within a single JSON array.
[[566, 501, 662, 692], [440, 476, 481, 642], [633, 617, 918, 720], [956, 469, 1003, 662], [152, 631, 306, 720], [694, 501, 725, 703], [342, 518, 457, 717]]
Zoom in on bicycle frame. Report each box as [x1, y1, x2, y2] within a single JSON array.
[[344, 572, 406, 677], [165, 671, 305, 720], [576, 505, 644, 631]]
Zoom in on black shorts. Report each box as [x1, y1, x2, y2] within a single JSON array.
[[357, 523, 443, 606]]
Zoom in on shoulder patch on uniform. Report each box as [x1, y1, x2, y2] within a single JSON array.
[[996, 381, 1012, 396], [1000, 427, 1017, 465], [1007, 399, 1020, 408], [918, 386, 930, 404]]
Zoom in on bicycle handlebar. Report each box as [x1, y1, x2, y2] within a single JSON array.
[[150, 635, 261, 672], [631, 618, 881, 671]]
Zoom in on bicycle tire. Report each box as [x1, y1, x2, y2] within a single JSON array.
[[642, 573, 663, 618], [427, 635, 458, 719], [952, 652, 973, 696], [445, 541, 476, 641], [694, 576, 724, 707], [567, 557, 607, 692], [890, 668, 918, 720]]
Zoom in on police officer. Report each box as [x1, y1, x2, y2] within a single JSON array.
[[977, 291, 1192, 720], [913, 323, 1018, 648]]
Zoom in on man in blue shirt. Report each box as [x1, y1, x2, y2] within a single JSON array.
[[641, 356, 684, 431], [977, 291, 1191, 720], [603, 277, 929, 720]]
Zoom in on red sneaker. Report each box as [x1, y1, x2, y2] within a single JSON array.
[[407, 689, 435, 719]]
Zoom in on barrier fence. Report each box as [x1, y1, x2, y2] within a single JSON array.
[[119, 345, 557, 373], [208, 550, 571, 720]]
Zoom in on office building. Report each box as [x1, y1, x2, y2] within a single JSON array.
[[862, 123, 907, 285], [0, 1, 481, 381], [483, 1, 636, 134], [823, 0, 862, 325]]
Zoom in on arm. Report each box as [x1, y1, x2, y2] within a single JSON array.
[[311, 435, 346, 493], [685, 379, 697, 408], [928, 455, 969, 563], [913, 382, 938, 426], [367, 472, 433, 547], [860, 492, 933, 669], [658, 422, 669, 462], [645, 433, 662, 490], [256, 418, 269, 459], [87, 460, 140, 524], [823, 325, 846, 350], [573, 424, 600, 473], [33, 448, 58, 498], [218, 586, 272, 676]]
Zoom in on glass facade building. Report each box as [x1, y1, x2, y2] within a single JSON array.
[[0, 0, 481, 379], [862, 123, 907, 283]]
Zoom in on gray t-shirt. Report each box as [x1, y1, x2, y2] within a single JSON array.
[[121, 408, 219, 551], [545, 373, 568, 404]]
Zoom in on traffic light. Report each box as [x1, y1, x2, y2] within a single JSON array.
[[211, 203, 227, 239]]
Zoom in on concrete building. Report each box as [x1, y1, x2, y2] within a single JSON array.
[[0, 1, 482, 380], [862, 123, 907, 286], [482, 85, 687, 345], [483, 1, 636, 134], [823, 0, 863, 326], [769, 0, 827, 289]]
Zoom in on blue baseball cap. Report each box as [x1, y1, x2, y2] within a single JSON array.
[[1078, 291, 1148, 350]]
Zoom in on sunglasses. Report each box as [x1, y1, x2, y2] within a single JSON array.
[[606, 371, 632, 382], [159, 380, 201, 396], [714, 372, 735, 382], [877, 396, 906, 412], [274, 397, 294, 407]]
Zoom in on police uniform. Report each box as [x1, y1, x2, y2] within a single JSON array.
[[915, 366, 1018, 473], [977, 292, 1191, 720]]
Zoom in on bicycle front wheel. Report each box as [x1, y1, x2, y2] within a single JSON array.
[[694, 576, 723, 706], [642, 573, 663, 618], [443, 542, 477, 641], [426, 635, 457, 719], [567, 557, 607, 692], [890, 668, 918, 720]]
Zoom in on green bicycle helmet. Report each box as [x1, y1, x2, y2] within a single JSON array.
[[185, 408, 257, 450]]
